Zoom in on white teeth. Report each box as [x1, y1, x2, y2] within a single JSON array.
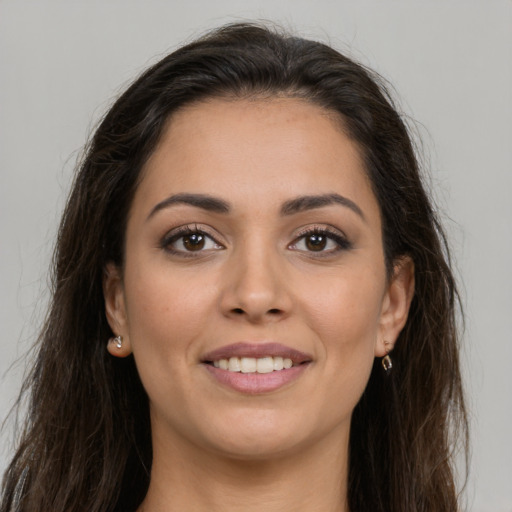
[[228, 357, 241, 372], [273, 356, 284, 371], [256, 357, 274, 374], [240, 357, 257, 373], [212, 356, 296, 373]]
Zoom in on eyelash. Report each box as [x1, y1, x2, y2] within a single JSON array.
[[160, 224, 224, 257], [160, 224, 351, 257], [289, 226, 352, 256]]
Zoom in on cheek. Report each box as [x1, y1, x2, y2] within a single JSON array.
[[302, 264, 385, 342], [122, 263, 215, 368], [300, 264, 385, 397], [120, 267, 217, 424]]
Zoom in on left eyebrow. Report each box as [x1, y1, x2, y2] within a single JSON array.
[[280, 193, 365, 221]]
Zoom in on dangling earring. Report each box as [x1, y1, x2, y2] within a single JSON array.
[[109, 335, 123, 349], [382, 354, 392, 372], [382, 340, 393, 373]]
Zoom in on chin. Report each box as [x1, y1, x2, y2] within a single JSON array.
[[210, 434, 308, 462], [197, 408, 337, 461]]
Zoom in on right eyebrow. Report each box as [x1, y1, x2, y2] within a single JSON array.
[[146, 193, 231, 221]]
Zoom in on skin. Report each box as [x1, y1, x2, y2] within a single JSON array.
[[104, 98, 414, 512]]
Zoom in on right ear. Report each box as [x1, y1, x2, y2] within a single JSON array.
[[103, 262, 132, 357]]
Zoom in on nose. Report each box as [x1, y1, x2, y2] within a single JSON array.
[[219, 242, 292, 324]]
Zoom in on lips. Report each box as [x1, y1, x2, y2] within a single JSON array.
[[201, 342, 312, 394], [202, 342, 311, 364]]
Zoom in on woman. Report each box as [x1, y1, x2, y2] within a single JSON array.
[[1, 23, 468, 511]]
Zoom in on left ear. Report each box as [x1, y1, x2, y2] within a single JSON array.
[[375, 256, 415, 357]]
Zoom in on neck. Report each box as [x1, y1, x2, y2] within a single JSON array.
[[138, 426, 350, 512]]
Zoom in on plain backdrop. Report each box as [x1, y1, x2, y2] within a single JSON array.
[[1, 1, 511, 510]]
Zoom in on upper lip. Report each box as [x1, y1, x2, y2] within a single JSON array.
[[201, 342, 312, 365]]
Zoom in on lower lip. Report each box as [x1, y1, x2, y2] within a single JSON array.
[[203, 363, 310, 394]]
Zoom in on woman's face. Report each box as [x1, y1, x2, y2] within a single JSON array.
[[105, 98, 413, 459]]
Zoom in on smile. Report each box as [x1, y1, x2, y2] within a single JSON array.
[[212, 356, 294, 373], [202, 342, 312, 394]]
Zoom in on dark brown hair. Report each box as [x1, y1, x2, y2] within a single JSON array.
[[1, 23, 467, 511]]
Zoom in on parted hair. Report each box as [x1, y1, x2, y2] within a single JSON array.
[[1, 23, 467, 512]]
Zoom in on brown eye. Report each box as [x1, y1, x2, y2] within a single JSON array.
[[182, 233, 205, 251], [289, 228, 351, 255], [163, 228, 223, 255], [305, 233, 327, 251]]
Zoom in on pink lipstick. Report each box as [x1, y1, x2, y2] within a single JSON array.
[[201, 342, 312, 394]]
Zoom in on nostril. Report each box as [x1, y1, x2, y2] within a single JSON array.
[[230, 307, 282, 317]]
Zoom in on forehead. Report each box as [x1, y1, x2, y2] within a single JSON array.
[[134, 97, 379, 221]]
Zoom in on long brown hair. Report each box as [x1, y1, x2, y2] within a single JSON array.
[[1, 23, 468, 511]]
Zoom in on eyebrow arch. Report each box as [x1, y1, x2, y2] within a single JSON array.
[[280, 193, 365, 220], [147, 193, 230, 221]]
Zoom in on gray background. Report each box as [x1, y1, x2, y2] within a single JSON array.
[[1, 1, 511, 510]]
